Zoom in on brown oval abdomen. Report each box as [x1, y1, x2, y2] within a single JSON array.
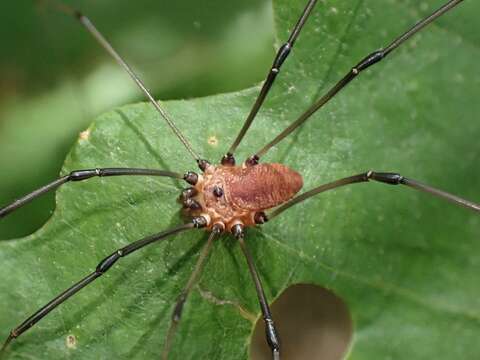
[[224, 163, 303, 211]]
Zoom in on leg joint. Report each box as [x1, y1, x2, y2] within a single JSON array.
[[197, 159, 211, 172], [221, 152, 235, 166], [172, 293, 187, 323], [245, 154, 259, 167], [183, 198, 202, 211], [180, 187, 198, 202], [69, 169, 100, 181], [368, 171, 404, 185], [192, 216, 209, 228], [96, 251, 121, 274], [231, 223, 245, 239], [183, 171, 199, 186], [354, 49, 385, 73], [265, 318, 281, 352], [272, 42, 292, 70], [254, 212, 268, 224]]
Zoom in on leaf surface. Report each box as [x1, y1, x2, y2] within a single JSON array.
[[1, 0, 479, 359]]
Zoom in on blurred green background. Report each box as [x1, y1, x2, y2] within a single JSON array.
[[0, 0, 274, 239]]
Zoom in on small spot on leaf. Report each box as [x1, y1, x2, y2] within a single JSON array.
[[207, 135, 219, 147], [66, 334, 77, 349]]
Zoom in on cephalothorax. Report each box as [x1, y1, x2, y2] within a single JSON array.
[[1, 0, 478, 359], [184, 162, 303, 231]]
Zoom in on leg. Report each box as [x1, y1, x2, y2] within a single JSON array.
[[161, 224, 222, 360], [222, 0, 318, 165], [0, 218, 207, 355], [248, 0, 465, 163], [41, 0, 201, 164], [232, 225, 281, 360], [267, 171, 480, 220], [0, 168, 185, 219]]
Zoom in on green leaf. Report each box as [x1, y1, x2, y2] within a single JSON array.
[[0, 0, 273, 239], [1, 0, 479, 359]]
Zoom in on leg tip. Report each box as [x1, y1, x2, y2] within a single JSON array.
[[73, 10, 83, 19]]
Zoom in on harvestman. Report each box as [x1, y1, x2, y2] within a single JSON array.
[[1, 0, 478, 359]]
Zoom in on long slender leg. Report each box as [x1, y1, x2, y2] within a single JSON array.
[[221, 0, 318, 165], [0, 218, 207, 355], [0, 168, 186, 219], [162, 224, 222, 360], [232, 225, 281, 360], [42, 0, 202, 165], [247, 0, 465, 164], [267, 171, 480, 220]]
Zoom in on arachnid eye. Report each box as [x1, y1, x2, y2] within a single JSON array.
[[213, 186, 224, 197]]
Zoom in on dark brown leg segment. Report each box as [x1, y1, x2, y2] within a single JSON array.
[[0, 168, 184, 219], [232, 224, 281, 360], [161, 225, 222, 360], [251, 0, 466, 161], [222, 0, 319, 165], [0, 221, 203, 356], [268, 171, 480, 220]]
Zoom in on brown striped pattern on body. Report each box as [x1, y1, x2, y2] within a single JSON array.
[[224, 163, 303, 211]]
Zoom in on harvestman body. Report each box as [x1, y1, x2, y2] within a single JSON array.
[[1, 0, 478, 359], [185, 163, 303, 231]]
